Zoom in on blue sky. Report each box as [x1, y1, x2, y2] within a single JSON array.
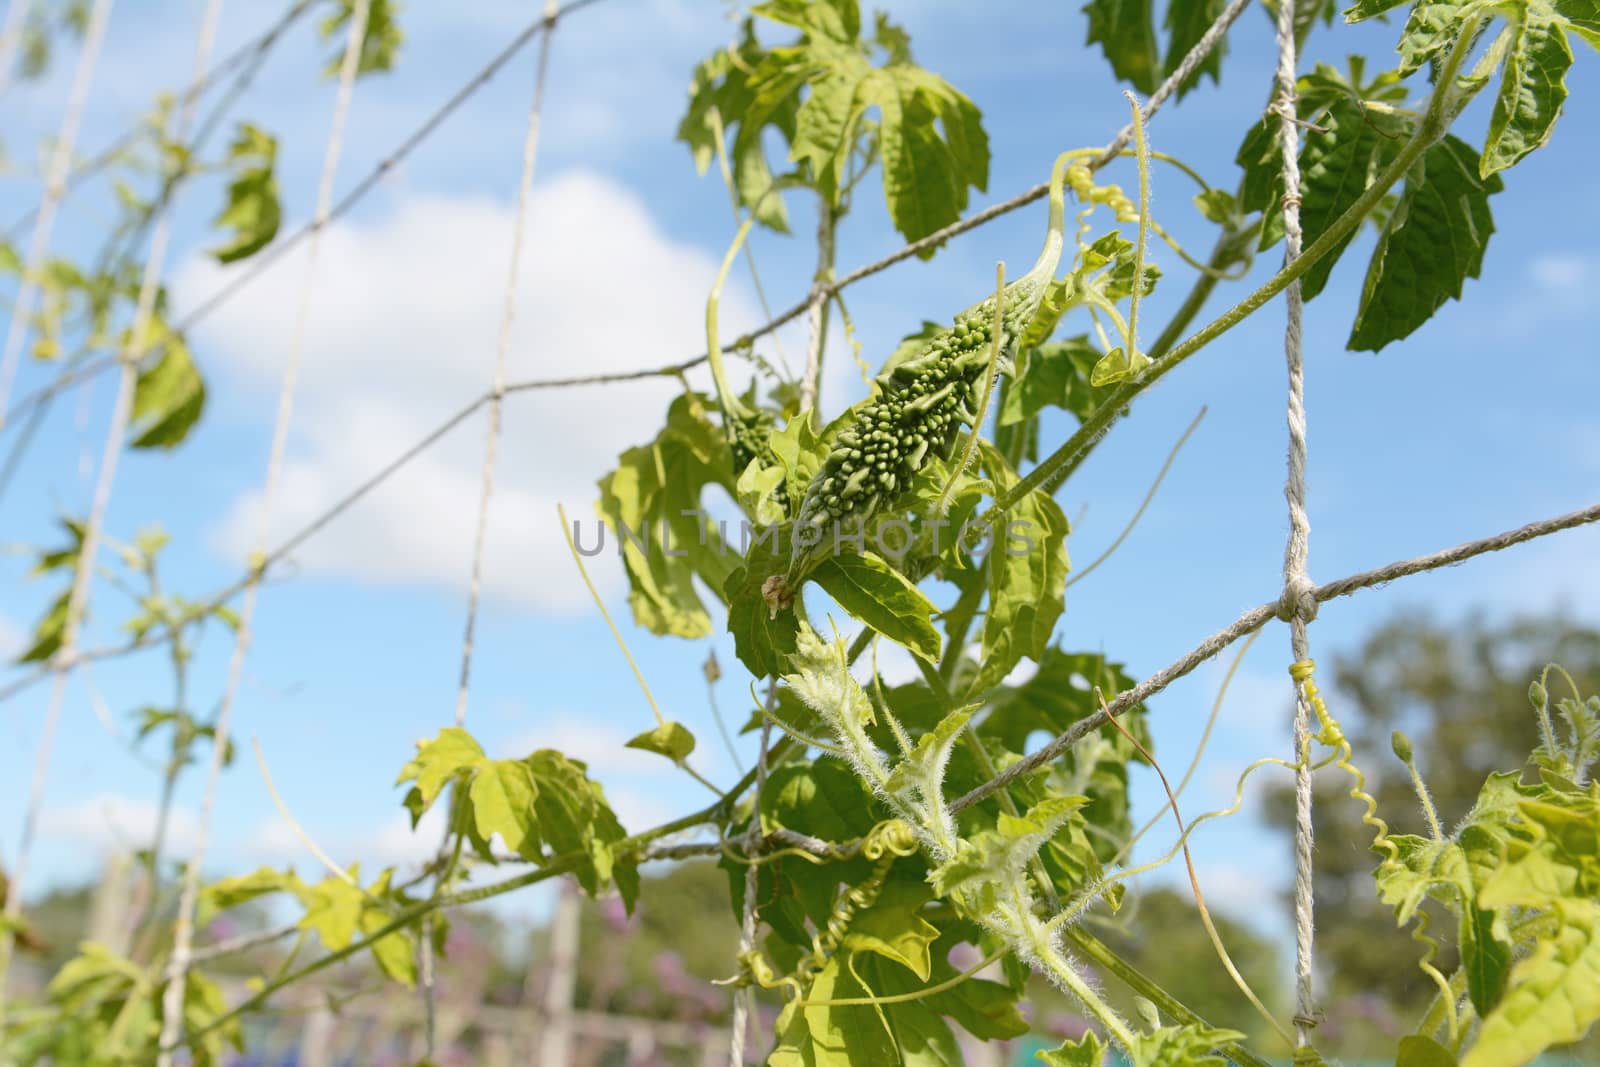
[[1, 0, 1596, 948]]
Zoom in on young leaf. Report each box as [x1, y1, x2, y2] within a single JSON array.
[[210, 123, 281, 265], [130, 320, 205, 448], [1482, 2, 1576, 176], [19, 590, 70, 663], [319, 0, 403, 76], [201, 866, 301, 914], [625, 720, 697, 762], [1039, 1031, 1108, 1067], [1126, 1021, 1246, 1067], [395, 726, 485, 819]]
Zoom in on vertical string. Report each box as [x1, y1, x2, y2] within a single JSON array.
[[419, 1, 560, 1056], [452, 0, 559, 728], [796, 208, 833, 414], [156, 2, 371, 1062], [1271, 0, 1319, 1049], [729, 714, 772, 1066], [0, 0, 201, 1027], [0, 0, 113, 425]]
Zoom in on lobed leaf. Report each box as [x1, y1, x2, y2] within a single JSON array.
[[1348, 135, 1502, 351], [813, 550, 940, 662]]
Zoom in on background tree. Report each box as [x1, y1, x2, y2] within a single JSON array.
[[1263, 611, 1600, 1060]]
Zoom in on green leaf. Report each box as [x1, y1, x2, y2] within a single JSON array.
[[469, 758, 540, 858], [1267, 97, 1402, 299], [1461, 898, 1600, 1067], [1348, 135, 1502, 352], [299, 870, 364, 950], [770, 927, 1024, 1067], [598, 394, 737, 640], [725, 523, 800, 677], [202, 866, 300, 913], [678, 19, 797, 233], [813, 550, 940, 662], [784, 621, 884, 773], [46, 942, 141, 1009], [19, 589, 69, 663], [1463, 902, 1512, 1016], [969, 479, 1070, 696], [736, 458, 789, 525], [210, 123, 281, 265], [997, 338, 1111, 428], [1345, 0, 1414, 20], [130, 319, 205, 448], [932, 795, 1089, 895], [1398, 1036, 1459, 1067], [319, 0, 403, 76], [842, 875, 940, 981], [357, 869, 419, 988], [1388, 0, 1481, 71], [1126, 1021, 1245, 1067], [755, 0, 990, 245], [1084, 0, 1160, 92], [1039, 1031, 1108, 1067], [625, 720, 697, 762], [868, 64, 991, 247], [1163, 0, 1228, 96], [396, 726, 485, 820], [768, 758, 883, 845], [1483, 1, 1575, 176], [1556, 0, 1600, 46]]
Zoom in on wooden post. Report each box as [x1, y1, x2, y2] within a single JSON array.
[[298, 1004, 336, 1067], [539, 877, 581, 1065]]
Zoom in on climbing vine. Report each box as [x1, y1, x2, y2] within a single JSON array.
[[1, 0, 1598, 1065]]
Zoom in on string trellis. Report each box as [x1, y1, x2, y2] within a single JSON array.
[[0, 0, 114, 426], [157, 1, 372, 1060], [0, 0, 199, 1024], [0, 0, 1595, 1061], [1269, 0, 1324, 1045], [418, 0, 562, 1055]]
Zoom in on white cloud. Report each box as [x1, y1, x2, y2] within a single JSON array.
[[245, 804, 448, 874], [175, 171, 759, 615], [40, 793, 199, 857], [1528, 253, 1592, 291]]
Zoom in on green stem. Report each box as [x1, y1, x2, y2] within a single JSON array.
[[175, 794, 738, 1052], [937, 575, 984, 683], [1035, 918, 1137, 1048], [1414, 967, 1469, 1044], [706, 215, 758, 426], [801, 199, 838, 414], [1062, 927, 1275, 1067]]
